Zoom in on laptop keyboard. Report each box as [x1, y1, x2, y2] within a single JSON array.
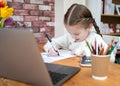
[[48, 71, 68, 85]]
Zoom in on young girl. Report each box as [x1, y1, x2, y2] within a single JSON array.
[[44, 3, 115, 62]]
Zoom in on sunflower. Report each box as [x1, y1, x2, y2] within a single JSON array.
[[0, 6, 14, 19]]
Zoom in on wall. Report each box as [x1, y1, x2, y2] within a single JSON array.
[[64, 0, 86, 14], [55, 0, 64, 38], [7, 0, 54, 44], [86, 0, 102, 28]]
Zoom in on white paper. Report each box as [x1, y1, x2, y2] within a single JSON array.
[[41, 50, 76, 63]]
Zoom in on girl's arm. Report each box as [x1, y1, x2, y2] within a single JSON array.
[[44, 34, 70, 54]]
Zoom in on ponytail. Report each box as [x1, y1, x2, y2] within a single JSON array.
[[93, 20, 102, 37]]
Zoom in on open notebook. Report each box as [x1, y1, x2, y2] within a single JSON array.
[[0, 28, 80, 86], [41, 50, 76, 63]]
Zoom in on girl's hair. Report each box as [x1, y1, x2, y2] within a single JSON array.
[[64, 3, 102, 37]]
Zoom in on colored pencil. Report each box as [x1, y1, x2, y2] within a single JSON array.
[[85, 40, 92, 52], [103, 39, 114, 55], [99, 47, 104, 55]]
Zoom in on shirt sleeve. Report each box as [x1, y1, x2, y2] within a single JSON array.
[[43, 34, 71, 52]]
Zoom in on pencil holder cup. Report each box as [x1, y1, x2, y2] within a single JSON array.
[[91, 55, 110, 80]]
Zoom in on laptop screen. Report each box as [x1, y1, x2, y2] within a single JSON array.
[[0, 28, 53, 86]]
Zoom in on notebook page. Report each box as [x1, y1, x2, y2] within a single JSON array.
[[41, 50, 75, 63]]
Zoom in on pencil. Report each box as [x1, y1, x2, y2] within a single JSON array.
[[85, 40, 92, 52], [103, 38, 114, 55], [107, 46, 115, 55], [110, 38, 114, 46], [94, 38, 97, 54], [91, 44, 96, 54], [45, 34, 60, 56], [103, 44, 111, 55], [99, 47, 104, 55]]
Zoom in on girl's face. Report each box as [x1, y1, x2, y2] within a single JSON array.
[[65, 24, 91, 42]]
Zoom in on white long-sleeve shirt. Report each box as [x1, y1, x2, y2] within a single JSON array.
[[44, 32, 116, 62]]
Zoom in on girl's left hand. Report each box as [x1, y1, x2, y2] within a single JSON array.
[[71, 47, 85, 56], [71, 48, 77, 55]]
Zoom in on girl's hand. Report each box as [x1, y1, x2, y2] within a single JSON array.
[[71, 48, 77, 55], [71, 47, 86, 56], [48, 48, 59, 56]]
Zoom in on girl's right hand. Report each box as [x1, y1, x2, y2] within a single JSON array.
[[48, 48, 59, 56]]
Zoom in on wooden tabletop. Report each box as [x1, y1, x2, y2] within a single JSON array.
[[53, 57, 120, 86], [0, 56, 120, 86]]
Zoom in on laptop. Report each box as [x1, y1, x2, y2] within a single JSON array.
[[0, 28, 80, 86]]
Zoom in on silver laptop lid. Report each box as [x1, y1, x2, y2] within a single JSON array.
[[0, 28, 53, 86]]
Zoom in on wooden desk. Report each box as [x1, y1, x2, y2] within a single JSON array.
[[53, 57, 120, 86], [0, 57, 120, 86]]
